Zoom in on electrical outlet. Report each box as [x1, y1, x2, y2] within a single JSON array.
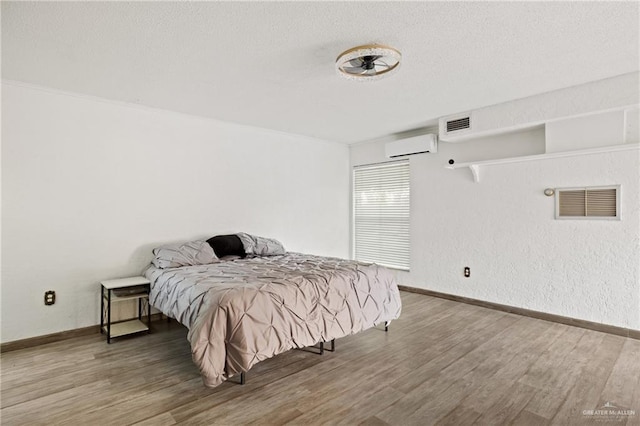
[[44, 291, 56, 305], [464, 267, 470, 278]]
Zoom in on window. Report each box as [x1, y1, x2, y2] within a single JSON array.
[[556, 186, 620, 219], [353, 160, 410, 270]]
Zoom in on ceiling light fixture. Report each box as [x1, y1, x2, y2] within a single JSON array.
[[335, 44, 401, 81]]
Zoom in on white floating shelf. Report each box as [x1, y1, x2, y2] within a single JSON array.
[[445, 144, 640, 183]]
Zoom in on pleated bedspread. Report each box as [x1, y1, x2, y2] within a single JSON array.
[[144, 252, 402, 387]]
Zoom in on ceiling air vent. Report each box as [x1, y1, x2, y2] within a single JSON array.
[[446, 116, 471, 133], [439, 112, 474, 142]]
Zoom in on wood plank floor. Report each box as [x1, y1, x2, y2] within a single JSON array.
[[1, 291, 639, 425]]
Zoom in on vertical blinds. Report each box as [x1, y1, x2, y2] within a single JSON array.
[[353, 160, 410, 270], [557, 187, 618, 218]]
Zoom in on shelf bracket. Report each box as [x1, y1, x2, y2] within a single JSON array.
[[469, 164, 480, 183]]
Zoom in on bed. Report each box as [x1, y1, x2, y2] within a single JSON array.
[[143, 234, 402, 388]]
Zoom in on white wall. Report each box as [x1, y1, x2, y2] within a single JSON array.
[[546, 110, 626, 153], [351, 127, 640, 331], [440, 72, 639, 143], [1, 82, 350, 343]]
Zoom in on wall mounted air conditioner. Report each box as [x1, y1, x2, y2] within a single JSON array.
[[385, 134, 438, 158]]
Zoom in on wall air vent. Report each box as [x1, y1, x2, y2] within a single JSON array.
[[446, 116, 470, 133], [439, 113, 474, 142], [556, 186, 620, 220]]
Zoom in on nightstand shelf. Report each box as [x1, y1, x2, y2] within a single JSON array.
[[101, 276, 151, 343], [102, 319, 149, 338]]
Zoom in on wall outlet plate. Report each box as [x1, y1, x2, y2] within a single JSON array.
[[464, 267, 471, 278], [44, 290, 56, 305]]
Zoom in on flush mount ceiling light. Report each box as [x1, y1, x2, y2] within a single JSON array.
[[335, 44, 401, 81]]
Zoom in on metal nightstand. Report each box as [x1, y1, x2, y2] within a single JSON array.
[[100, 276, 151, 343]]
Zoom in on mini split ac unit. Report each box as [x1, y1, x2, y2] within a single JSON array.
[[385, 134, 438, 158]]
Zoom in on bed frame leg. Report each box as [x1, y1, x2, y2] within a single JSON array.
[[326, 339, 335, 352], [240, 372, 246, 385], [385, 321, 389, 332], [308, 339, 336, 355]]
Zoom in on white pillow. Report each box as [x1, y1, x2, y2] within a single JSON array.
[[152, 240, 218, 269]]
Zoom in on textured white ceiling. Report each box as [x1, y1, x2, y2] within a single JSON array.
[[2, 1, 638, 143]]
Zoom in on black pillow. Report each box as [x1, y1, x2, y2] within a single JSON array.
[[206, 235, 246, 258]]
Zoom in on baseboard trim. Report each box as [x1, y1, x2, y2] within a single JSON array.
[[4, 292, 637, 352], [399, 285, 639, 340], [0, 313, 165, 353], [1, 325, 100, 353]]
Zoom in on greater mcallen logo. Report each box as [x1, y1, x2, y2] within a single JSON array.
[[583, 402, 636, 422]]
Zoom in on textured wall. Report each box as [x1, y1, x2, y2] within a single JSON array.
[[351, 127, 640, 330], [1, 82, 350, 342]]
